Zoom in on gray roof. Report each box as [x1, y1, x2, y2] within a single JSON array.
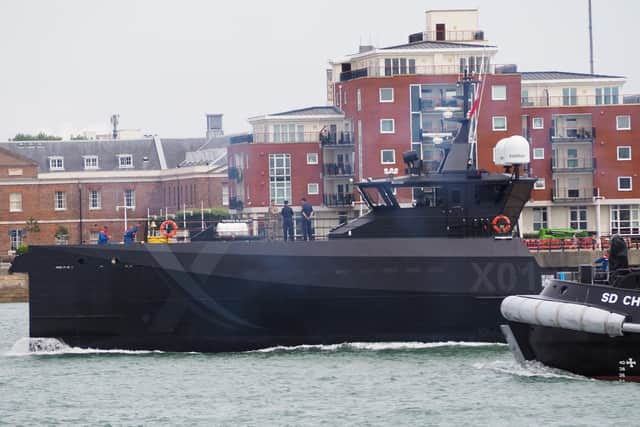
[[520, 71, 625, 80], [160, 138, 208, 169], [180, 148, 227, 168], [381, 40, 497, 50], [271, 106, 343, 117]]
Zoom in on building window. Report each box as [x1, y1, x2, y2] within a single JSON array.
[[532, 117, 544, 129], [533, 148, 545, 160], [89, 190, 101, 209], [269, 154, 291, 204], [307, 183, 319, 195], [222, 184, 229, 206], [570, 206, 588, 230], [124, 189, 136, 208], [566, 148, 578, 168], [492, 116, 507, 131], [534, 178, 545, 190], [379, 88, 394, 103], [532, 207, 548, 231], [617, 115, 631, 130], [306, 153, 318, 165], [49, 156, 64, 171], [562, 87, 577, 105], [9, 229, 23, 251], [618, 146, 632, 160], [521, 89, 530, 106], [54, 191, 66, 210], [9, 193, 22, 212], [273, 124, 305, 143], [384, 58, 416, 76], [118, 154, 133, 168], [83, 155, 99, 170], [491, 85, 507, 101], [596, 87, 619, 105], [380, 149, 395, 164], [611, 205, 640, 235], [357, 89, 362, 111], [8, 168, 23, 176], [380, 119, 395, 134], [618, 176, 632, 191]]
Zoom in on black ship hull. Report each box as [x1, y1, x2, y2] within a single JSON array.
[[12, 238, 540, 352], [502, 278, 640, 381]]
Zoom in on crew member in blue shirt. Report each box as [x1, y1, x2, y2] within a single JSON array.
[[97, 226, 111, 245], [300, 197, 314, 241], [281, 200, 294, 241], [124, 224, 139, 244]]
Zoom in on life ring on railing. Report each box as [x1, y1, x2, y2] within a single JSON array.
[[160, 220, 178, 238], [492, 215, 511, 234]]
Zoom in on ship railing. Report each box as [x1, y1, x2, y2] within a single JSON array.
[[523, 236, 640, 252]]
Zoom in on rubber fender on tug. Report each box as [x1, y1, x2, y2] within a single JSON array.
[[500, 295, 627, 337]]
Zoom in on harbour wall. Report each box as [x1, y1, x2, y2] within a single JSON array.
[[1, 251, 639, 303]]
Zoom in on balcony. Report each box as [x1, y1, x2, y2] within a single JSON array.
[[324, 163, 354, 177], [551, 157, 595, 172], [340, 68, 368, 82], [320, 131, 353, 147], [552, 187, 595, 202], [253, 131, 349, 145], [522, 94, 640, 107], [338, 64, 497, 82], [550, 127, 595, 143], [323, 193, 354, 207]]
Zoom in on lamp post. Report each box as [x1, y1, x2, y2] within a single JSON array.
[[116, 194, 134, 232]]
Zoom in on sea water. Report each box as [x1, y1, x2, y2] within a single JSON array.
[[0, 303, 637, 426]]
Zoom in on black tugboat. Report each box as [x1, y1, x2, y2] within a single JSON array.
[[10, 74, 542, 352], [501, 235, 640, 381]]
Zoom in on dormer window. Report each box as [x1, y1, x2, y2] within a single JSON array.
[[83, 155, 99, 170], [118, 154, 133, 169], [49, 156, 64, 171]]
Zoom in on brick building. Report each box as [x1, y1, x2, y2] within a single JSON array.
[[0, 132, 237, 252], [230, 8, 640, 240]]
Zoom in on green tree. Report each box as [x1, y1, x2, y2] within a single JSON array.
[[12, 132, 62, 141]]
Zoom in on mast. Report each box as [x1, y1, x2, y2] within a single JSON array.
[[588, 0, 594, 74]]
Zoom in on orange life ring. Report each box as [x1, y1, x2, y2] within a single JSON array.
[[492, 215, 511, 234], [160, 220, 178, 238]]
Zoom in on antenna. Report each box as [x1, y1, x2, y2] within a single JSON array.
[[588, 0, 594, 74], [110, 114, 120, 139]]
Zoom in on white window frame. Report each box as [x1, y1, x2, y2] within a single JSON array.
[[9, 193, 22, 212], [618, 176, 633, 191], [492, 116, 507, 131], [380, 119, 395, 134], [491, 85, 507, 101], [83, 155, 99, 170], [532, 207, 548, 231], [356, 88, 362, 111], [306, 152, 319, 165], [49, 156, 64, 171], [222, 184, 229, 206], [124, 189, 136, 208], [307, 183, 319, 195], [118, 154, 133, 169], [617, 146, 632, 161], [617, 115, 631, 130], [533, 179, 545, 190], [569, 206, 588, 230], [269, 153, 291, 204], [89, 190, 101, 210], [532, 117, 544, 129], [533, 148, 545, 160], [54, 191, 67, 211], [379, 88, 394, 103], [380, 149, 396, 164]]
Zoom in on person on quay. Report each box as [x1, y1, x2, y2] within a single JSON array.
[[268, 199, 280, 240], [123, 224, 139, 244], [281, 200, 294, 241], [300, 197, 314, 241], [97, 226, 111, 245]]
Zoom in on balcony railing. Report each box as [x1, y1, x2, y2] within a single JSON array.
[[551, 157, 595, 172], [323, 193, 354, 207], [552, 187, 595, 202], [338, 64, 497, 82], [320, 131, 353, 146], [550, 127, 596, 142], [522, 95, 640, 107], [324, 163, 354, 177], [418, 29, 486, 42], [252, 131, 349, 144]]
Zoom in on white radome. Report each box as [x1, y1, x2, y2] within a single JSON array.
[[493, 135, 531, 166]]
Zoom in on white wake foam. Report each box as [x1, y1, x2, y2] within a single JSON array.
[[252, 341, 506, 353], [5, 337, 164, 356], [473, 359, 589, 381]]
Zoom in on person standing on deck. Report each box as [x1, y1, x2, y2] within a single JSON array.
[[97, 226, 111, 245], [300, 197, 314, 241], [281, 200, 294, 241], [123, 224, 139, 244]]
